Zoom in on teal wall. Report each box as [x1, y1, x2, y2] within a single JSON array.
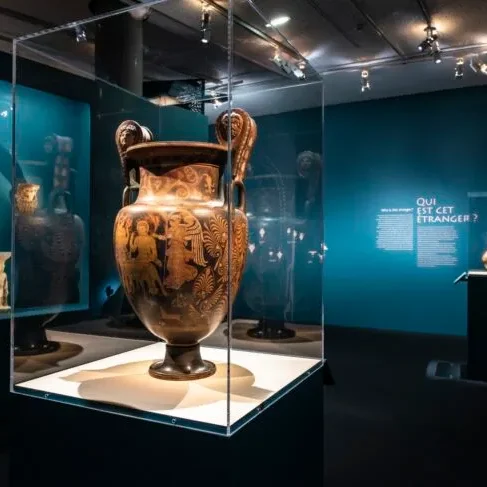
[[324, 86, 487, 336], [238, 85, 487, 336], [159, 105, 209, 142]]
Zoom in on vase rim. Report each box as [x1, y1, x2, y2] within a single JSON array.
[[126, 141, 228, 165]]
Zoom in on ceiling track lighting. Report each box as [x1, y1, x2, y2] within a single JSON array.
[[432, 40, 442, 64], [455, 58, 464, 79], [74, 25, 87, 43], [209, 90, 228, 109], [129, 6, 151, 21], [470, 57, 487, 76], [200, 2, 211, 44], [418, 25, 441, 64], [417, 26, 436, 52], [265, 15, 291, 28], [271, 52, 306, 80], [361, 69, 370, 92]]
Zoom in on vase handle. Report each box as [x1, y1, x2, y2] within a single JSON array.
[[215, 108, 257, 185], [47, 189, 73, 214], [234, 180, 246, 212], [115, 120, 153, 187]]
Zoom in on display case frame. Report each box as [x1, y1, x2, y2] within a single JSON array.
[[8, 0, 325, 438]]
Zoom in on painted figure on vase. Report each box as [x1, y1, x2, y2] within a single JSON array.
[[129, 218, 163, 295], [15, 183, 40, 215]]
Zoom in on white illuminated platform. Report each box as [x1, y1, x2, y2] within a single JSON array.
[[16, 343, 320, 427]]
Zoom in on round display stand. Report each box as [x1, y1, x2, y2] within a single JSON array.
[[246, 318, 296, 340], [14, 340, 60, 357], [14, 318, 61, 356]]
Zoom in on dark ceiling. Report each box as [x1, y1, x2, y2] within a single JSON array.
[[1, 0, 487, 118]]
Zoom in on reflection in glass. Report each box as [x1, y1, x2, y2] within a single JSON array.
[[14, 186, 85, 355], [235, 148, 323, 339]]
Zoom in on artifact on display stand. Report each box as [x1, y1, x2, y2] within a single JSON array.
[[240, 149, 322, 340], [0, 251, 11, 310], [482, 250, 487, 269], [14, 182, 85, 355], [114, 108, 257, 380], [243, 172, 298, 340]]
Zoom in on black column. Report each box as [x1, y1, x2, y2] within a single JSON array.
[[89, 0, 144, 95], [467, 274, 487, 381]]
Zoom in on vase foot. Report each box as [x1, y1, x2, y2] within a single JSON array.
[[149, 344, 216, 381]]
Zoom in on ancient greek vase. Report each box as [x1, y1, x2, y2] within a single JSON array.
[[114, 109, 257, 380], [14, 184, 84, 355], [15, 186, 84, 308]]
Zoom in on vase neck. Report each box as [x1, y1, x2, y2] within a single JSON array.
[[136, 165, 220, 204]]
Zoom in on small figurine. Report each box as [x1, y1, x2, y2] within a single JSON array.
[[0, 252, 11, 310]]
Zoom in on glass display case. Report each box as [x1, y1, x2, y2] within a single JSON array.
[[9, 0, 324, 436]]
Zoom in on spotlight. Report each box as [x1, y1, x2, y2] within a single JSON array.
[[431, 40, 442, 64], [418, 26, 442, 64], [265, 16, 290, 28], [292, 65, 306, 80], [209, 90, 227, 109], [272, 52, 281, 63], [470, 57, 487, 75], [0, 110, 7, 118], [271, 52, 306, 80], [455, 58, 464, 79], [418, 26, 437, 53], [129, 6, 150, 21], [418, 38, 431, 52], [201, 28, 211, 44], [361, 69, 370, 92], [74, 25, 87, 43], [201, 2, 211, 44]]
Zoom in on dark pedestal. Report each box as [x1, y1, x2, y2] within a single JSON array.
[[467, 273, 487, 381], [11, 368, 324, 487], [247, 318, 296, 340], [14, 317, 60, 356]]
